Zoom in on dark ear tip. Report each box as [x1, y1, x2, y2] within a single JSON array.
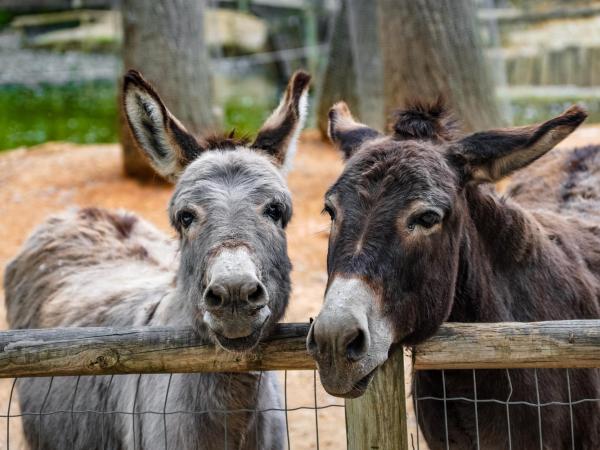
[[123, 69, 148, 91], [327, 107, 337, 121], [563, 104, 588, 125], [291, 70, 312, 91]]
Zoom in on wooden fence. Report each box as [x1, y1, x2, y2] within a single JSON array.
[[2, 320, 600, 450]]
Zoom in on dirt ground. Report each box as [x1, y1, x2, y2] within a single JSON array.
[[0, 131, 348, 450], [1, 126, 599, 449]]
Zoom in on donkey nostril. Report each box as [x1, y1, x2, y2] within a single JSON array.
[[245, 283, 266, 305], [204, 287, 223, 309], [346, 328, 368, 361]]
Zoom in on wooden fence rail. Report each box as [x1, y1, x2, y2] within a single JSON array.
[[414, 320, 600, 370], [3, 320, 600, 450], [0, 323, 312, 378], [2, 320, 600, 378]]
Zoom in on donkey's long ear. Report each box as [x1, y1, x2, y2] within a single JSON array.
[[123, 70, 204, 181], [328, 102, 381, 160], [252, 70, 311, 170], [449, 105, 587, 183]]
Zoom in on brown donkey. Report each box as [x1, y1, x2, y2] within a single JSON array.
[[307, 101, 600, 449], [4, 69, 310, 449]]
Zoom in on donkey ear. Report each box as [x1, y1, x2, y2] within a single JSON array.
[[123, 70, 204, 181], [328, 102, 381, 160], [252, 70, 311, 171], [449, 105, 587, 183]]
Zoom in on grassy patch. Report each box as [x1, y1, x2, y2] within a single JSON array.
[[0, 81, 275, 150], [0, 10, 15, 29], [223, 94, 271, 136], [0, 81, 118, 150]]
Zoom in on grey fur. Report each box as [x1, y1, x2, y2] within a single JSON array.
[[4, 70, 311, 450]]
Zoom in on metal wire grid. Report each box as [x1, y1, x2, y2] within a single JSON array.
[[412, 368, 600, 450], [2, 370, 345, 450]]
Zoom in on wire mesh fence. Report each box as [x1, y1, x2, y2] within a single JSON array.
[[0, 370, 346, 450], [1, 320, 600, 449], [412, 369, 600, 449]]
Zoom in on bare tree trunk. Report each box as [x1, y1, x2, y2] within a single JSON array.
[[120, 0, 217, 181], [317, 0, 384, 137], [377, 0, 505, 131]]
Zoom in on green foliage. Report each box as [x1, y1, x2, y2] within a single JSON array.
[[223, 94, 271, 136], [0, 10, 15, 28], [0, 81, 275, 151], [2, 79, 598, 151], [0, 81, 118, 150]]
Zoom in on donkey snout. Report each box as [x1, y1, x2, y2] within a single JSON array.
[[308, 311, 370, 362], [201, 247, 272, 349], [204, 276, 267, 310], [203, 247, 268, 311], [307, 277, 394, 398]]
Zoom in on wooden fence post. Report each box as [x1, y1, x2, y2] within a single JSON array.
[[345, 347, 409, 450]]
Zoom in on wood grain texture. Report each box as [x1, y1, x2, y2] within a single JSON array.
[[3, 320, 600, 378], [345, 348, 409, 450], [316, 0, 384, 136], [413, 320, 600, 370], [376, 0, 506, 131], [0, 323, 313, 377], [120, 0, 217, 179]]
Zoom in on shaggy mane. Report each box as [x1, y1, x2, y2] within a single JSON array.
[[391, 97, 460, 142], [200, 130, 251, 151]]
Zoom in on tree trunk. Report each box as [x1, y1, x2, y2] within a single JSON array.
[[316, 0, 384, 137], [377, 0, 506, 131], [120, 0, 217, 181]]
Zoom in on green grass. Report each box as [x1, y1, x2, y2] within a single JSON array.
[[0, 81, 118, 150], [3, 80, 599, 151], [0, 81, 273, 150], [223, 94, 272, 136], [0, 10, 15, 28]]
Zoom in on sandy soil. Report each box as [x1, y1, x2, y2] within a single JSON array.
[[0, 131, 346, 450], [1, 126, 599, 449]]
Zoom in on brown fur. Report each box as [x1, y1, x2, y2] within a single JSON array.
[[391, 97, 460, 142], [202, 131, 251, 151], [318, 100, 600, 449], [251, 71, 311, 166]]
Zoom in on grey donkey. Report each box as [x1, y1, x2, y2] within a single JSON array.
[[4, 69, 311, 449]]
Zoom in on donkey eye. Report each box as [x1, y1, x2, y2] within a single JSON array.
[[264, 203, 284, 225], [178, 210, 196, 229], [410, 211, 441, 230], [322, 204, 336, 221]]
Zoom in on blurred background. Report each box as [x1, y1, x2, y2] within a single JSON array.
[[1, 1, 600, 449], [2, 0, 600, 155]]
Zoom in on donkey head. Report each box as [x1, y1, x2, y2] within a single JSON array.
[[307, 100, 586, 397], [124, 69, 310, 351]]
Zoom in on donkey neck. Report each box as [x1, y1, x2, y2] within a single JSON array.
[[448, 220, 496, 322], [147, 281, 268, 443], [449, 185, 599, 323], [150, 283, 212, 341]]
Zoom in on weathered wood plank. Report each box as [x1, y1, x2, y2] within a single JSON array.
[[345, 348, 409, 450], [0, 323, 314, 377], [478, 5, 600, 25], [2, 320, 600, 378], [414, 320, 600, 370]]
